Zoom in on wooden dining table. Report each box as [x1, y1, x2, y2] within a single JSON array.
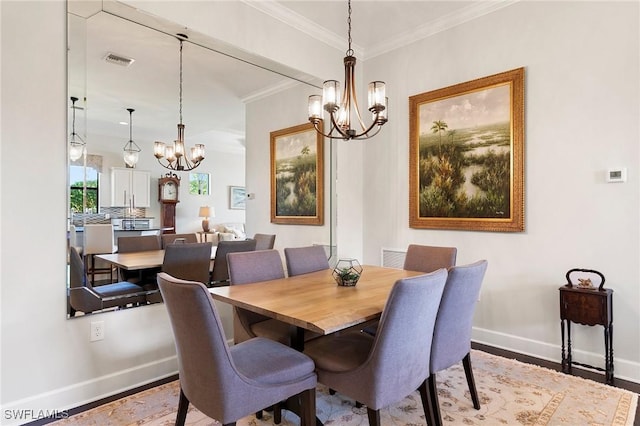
[[208, 265, 424, 350], [96, 246, 217, 270]]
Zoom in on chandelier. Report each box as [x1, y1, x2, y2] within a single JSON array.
[[308, 0, 388, 140], [154, 34, 205, 171], [123, 108, 141, 168], [69, 96, 86, 161]]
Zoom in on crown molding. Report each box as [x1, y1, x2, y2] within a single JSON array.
[[241, 0, 519, 61]]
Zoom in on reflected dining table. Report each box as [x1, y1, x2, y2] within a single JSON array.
[[208, 265, 424, 351], [96, 246, 217, 271]]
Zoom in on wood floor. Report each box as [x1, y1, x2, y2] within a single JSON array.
[[26, 342, 640, 426]]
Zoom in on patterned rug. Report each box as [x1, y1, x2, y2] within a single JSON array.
[[52, 350, 637, 425]]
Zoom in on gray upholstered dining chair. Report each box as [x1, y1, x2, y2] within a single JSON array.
[[228, 249, 307, 346], [162, 242, 212, 285], [161, 233, 198, 248], [284, 245, 329, 276], [157, 272, 317, 426], [210, 239, 257, 286], [68, 246, 146, 317], [363, 243, 457, 336], [116, 235, 162, 284], [303, 269, 448, 426], [427, 260, 488, 426], [253, 233, 276, 250]]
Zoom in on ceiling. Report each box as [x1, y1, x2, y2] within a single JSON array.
[[68, 1, 515, 157]]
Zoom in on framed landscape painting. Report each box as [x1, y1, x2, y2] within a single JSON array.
[[270, 122, 324, 225], [409, 67, 525, 232], [229, 186, 246, 209]]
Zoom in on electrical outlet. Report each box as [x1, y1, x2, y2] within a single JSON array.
[[90, 321, 104, 342]]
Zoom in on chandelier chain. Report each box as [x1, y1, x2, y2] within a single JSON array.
[[346, 0, 353, 56], [179, 40, 183, 125]]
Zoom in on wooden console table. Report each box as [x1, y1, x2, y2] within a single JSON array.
[[559, 284, 614, 384]]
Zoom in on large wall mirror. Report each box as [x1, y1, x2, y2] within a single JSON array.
[[67, 0, 335, 318]]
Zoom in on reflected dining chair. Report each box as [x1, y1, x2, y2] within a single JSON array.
[[253, 233, 276, 250], [162, 242, 212, 285], [68, 246, 146, 317], [284, 245, 329, 277], [363, 244, 457, 337], [161, 233, 198, 248], [426, 260, 488, 426], [157, 272, 317, 426], [228, 249, 304, 346], [210, 239, 257, 286], [116, 235, 162, 284], [303, 269, 448, 426], [83, 224, 118, 285]]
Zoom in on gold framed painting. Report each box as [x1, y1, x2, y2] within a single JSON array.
[[409, 67, 525, 232], [270, 122, 324, 225]]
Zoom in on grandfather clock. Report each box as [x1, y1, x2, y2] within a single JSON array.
[[158, 173, 180, 234]]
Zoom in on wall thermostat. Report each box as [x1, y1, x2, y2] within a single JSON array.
[[606, 168, 627, 183]]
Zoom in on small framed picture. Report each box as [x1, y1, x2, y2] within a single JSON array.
[[229, 186, 246, 209], [189, 173, 210, 195]]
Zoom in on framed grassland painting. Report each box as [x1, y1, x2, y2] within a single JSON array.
[[409, 67, 525, 232], [189, 172, 210, 195], [270, 122, 324, 225], [229, 186, 246, 209]]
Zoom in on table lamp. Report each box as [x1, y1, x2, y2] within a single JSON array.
[[199, 206, 214, 232]]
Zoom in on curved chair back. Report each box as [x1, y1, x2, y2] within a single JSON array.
[[157, 272, 317, 425], [161, 233, 198, 248], [157, 273, 244, 418], [430, 260, 488, 373], [253, 233, 276, 250], [227, 250, 286, 344], [68, 246, 145, 316], [284, 245, 329, 276], [403, 244, 457, 273], [303, 268, 448, 419], [162, 242, 212, 285], [228, 249, 285, 285], [118, 235, 161, 253], [211, 239, 257, 283]]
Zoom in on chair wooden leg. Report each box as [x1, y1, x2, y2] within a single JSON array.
[[428, 374, 443, 426], [355, 401, 363, 408], [175, 388, 189, 426], [299, 387, 316, 426], [462, 353, 480, 410], [223, 423, 236, 426], [255, 410, 263, 419], [418, 379, 437, 426], [366, 408, 380, 426], [274, 402, 282, 424]]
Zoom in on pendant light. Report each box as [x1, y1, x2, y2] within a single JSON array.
[[308, 0, 388, 140], [69, 96, 86, 161], [123, 108, 141, 168], [154, 34, 205, 171]]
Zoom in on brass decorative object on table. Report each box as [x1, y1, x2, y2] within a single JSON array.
[[333, 259, 363, 287]]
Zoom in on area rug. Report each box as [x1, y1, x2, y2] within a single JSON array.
[[52, 350, 637, 425]]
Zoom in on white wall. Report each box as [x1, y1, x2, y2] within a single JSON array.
[[1, 1, 638, 423], [362, 1, 640, 381]]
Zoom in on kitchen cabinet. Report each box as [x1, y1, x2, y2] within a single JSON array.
[[111, 168, 151, 207]]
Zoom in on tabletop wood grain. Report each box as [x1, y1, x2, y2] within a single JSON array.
[[209, 266, 424, 335]]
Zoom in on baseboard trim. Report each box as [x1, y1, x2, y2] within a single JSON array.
[[10, 356, 178, 426], [472, 326, 640, 384]]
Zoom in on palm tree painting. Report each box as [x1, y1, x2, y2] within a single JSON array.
[[270, 122, 324, 225], [409, 68, 524, 232]]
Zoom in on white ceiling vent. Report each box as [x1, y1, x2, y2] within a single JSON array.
[[104, 52, 135, 67]]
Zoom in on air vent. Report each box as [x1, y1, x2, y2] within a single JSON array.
[[381, 248, 407, 269], [103, 52, 135, 67]]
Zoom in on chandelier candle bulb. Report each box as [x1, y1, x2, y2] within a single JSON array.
[[308, 95, 323, 120], [368, 81, 386, 110], [322, 80, 340, 111]]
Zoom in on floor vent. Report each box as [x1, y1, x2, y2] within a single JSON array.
[[381, 248, 406, 269]]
